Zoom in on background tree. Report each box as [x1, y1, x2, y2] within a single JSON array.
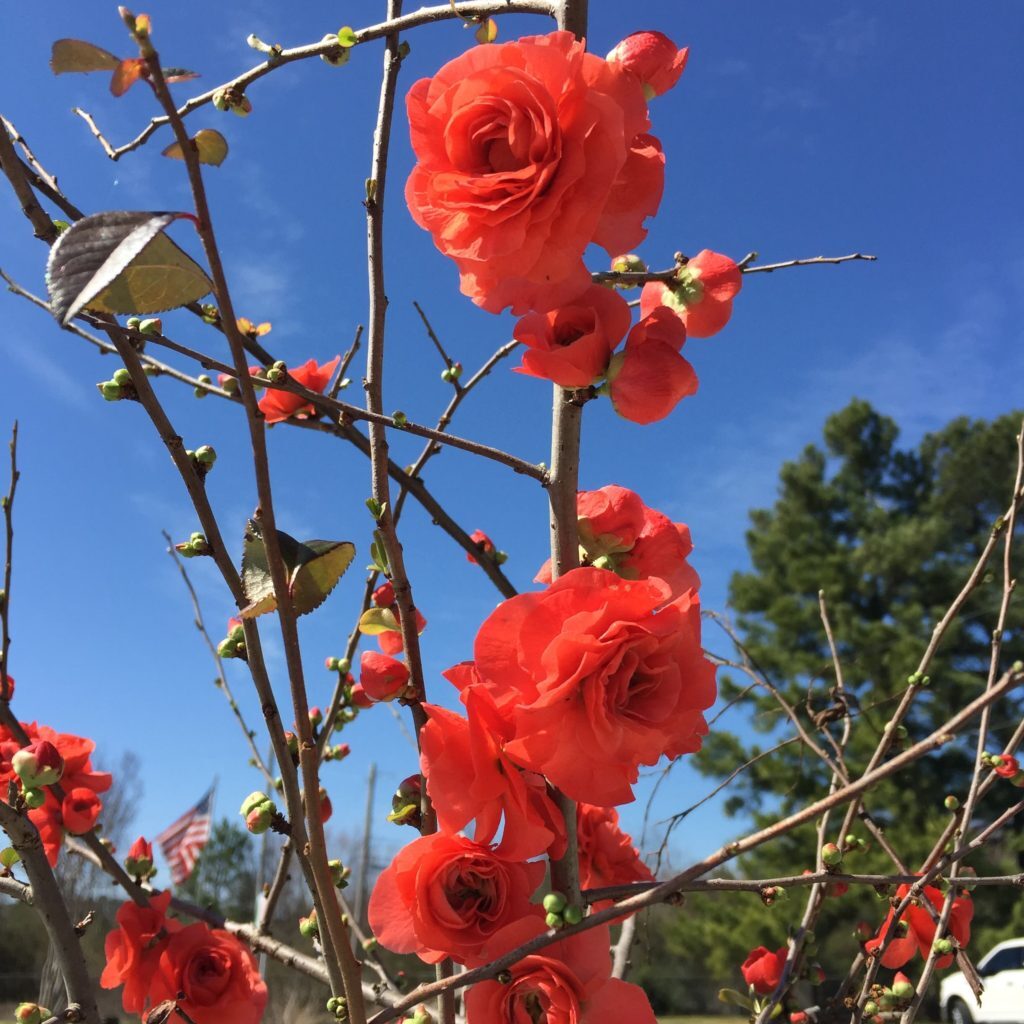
[[667, 401, 1024, 992], [179, 819, 257, 922]]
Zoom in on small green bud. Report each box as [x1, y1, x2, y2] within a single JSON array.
[[194, 445, 217, 467], [321, 35, 351, 67], [299, 909, 319, 938], [933, 936, 954, 955], [545, 912, 562, 929], [863, 1001, 878, 1017], [891, 974, 915, 1000], [944, 794, 960, 811], [266, 367, 285, 384], [392, 411, 408, 428], [495, 550, 509, 565], [240, 791, 272, 817], [542, 892, 567, 914], [22, 787, 46, 809], [99, 381, 123, 401], [138, 317, 163, 335], [112, 368, 132, 386], [562, 904, 583, 926], [821, 842, 843, 867], [844, 834, 858, 847], [126, 316, 142, 330]]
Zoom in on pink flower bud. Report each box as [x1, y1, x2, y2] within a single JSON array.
[[994, 754, 1020, 778], [360, 650, 411, 702], [12, 740, 64, 787], [350, 683, 373, 709], [125, 835, 154, 877], [246, 803, 274, 834], [318, 786, 332, 824], [892, 972, 915, 1000], [606, 31, 689, 99], [373, 581, 396, 607], [15, 1004, 50, 1024], [61, 788, 101, 835]]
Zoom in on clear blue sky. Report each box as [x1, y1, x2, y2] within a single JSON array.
[[1, 2, 1022, 881]]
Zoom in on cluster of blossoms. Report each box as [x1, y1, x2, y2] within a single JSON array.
[[357, 31, 728, 1022], [0, 719, 110, 864], [368, 484, 714, 1019], [405, 29, 741, 425], [101, 891, 267, 1024]]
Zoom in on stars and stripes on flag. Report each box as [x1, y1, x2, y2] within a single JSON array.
[[156, 786, 214, 885]]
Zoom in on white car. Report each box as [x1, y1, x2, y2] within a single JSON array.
[[940, 939, 1024, 1024]]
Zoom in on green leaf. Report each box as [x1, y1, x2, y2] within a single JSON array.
[[357, 606, 399, 636], [718, 988, 754, 1011], [162, 128, 229, 167], [289, 539, 356, 616], [336, 26, 357, 47], [45, 211, 212, 324], [50, 39, 120, 74], [240, 520, 277, 619], [239, 520, 354, 619]]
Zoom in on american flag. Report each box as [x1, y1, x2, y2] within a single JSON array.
[[156, 786, 214, 885]]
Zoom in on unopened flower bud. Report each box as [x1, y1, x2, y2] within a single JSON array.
[[284, 731, 299, 756], [325, 656, 340, 671], [22, 787, 46, 809], [610, 253, 647, 279], [12, 740, 64, 787], [240, 792, 276, 834], [891, 972, 915, 1000], [126, 316, 142, 329], [863, 1001, 878, 1017], [542, 892, 567, 914], [821, 842, 843, 867], [545, 912, 562, 929], [15, 1004, 51, 1024], [933, 937, 954, 955], [138, 317, 163, 335], [299, 909, 319, 938], [944, 794, 960, 811], [194, 445, 217, 467], [328, 858, 350, 889], [308, 706, 323, 728], [562, 904, 583, 926], [99, 380, 123, 401], [112, 368, 132, 386], [388, 774, 422, 830], [125, 835, 154, 878], [217, 637, 239, 659]]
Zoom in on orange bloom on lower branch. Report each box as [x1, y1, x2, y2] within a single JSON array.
[[101, 892, 181, 1015], [865, 883, 973, 969], [149, 923, 267, 1024], [368, 832, 545, 966], [741, 946, 788, 995], [465, 918, 656, 1024]]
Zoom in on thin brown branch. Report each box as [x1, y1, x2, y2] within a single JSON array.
[[413, 300, 462, 387], [742, 253, 877, 274], [0, 802, 100, 1024], [139, 32, 359, 1012], [0, 120, 57, 243], [1, 422, 17, 703], [162, 531, 274, 785], [77, 2, 555, 159], [329, 325, 363, 400]]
